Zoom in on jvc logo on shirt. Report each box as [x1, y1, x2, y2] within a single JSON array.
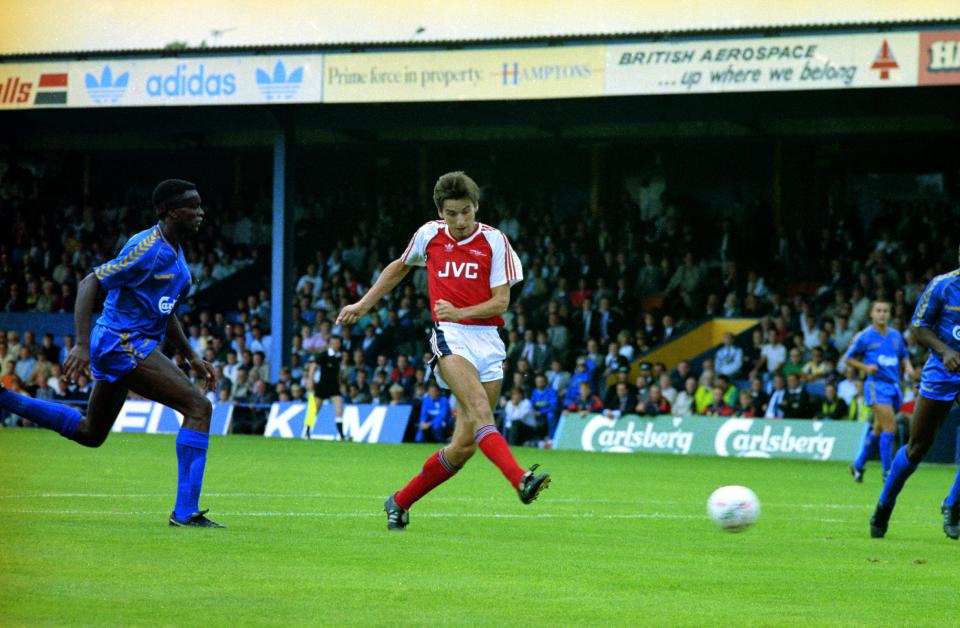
[[158, 296, 177, 314], [437, 261, 479, 279], [877, 355, 898, 367]]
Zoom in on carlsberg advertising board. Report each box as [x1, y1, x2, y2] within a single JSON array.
[[555, 414, 863, 461]]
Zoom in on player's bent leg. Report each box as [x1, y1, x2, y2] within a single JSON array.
[[121, 351, 222, 528], [71, 380, 130, 448], [850, 421, 877, 482], [0, 384, 85, 441], [872, 395, 953, 538]]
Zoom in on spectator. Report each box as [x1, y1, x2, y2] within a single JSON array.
[[673, 377, 697, 416], [847, 380, 873, 423], [637, 384, 671, 416], [782, 348, 805, 379], [694, 372, 714, 414], [747, 378, 769, 415], [801, 348, 831, 383], [604, 381, 637, 419], [705, 387, 734, 416], [658, 374, 678, 407], [546, 359, 571, 397], [765, 374, 787, 418], [781, 373, 811, 418], [759, 328, 787, 378], [530, 373, 559, 441], [416, 382, 451, 443], [814, 383, 849, 420], [733, 390, 757, 417], [714, 332, 743, 378], [837, 367, 859, 407], [563, 382, 603, 418], [503, 387, 538, 446]]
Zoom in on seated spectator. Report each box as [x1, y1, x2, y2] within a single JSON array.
[[705, 388, 734, 416], [782, 348, 805, 379], [714, 332, 743, 378], [546, 359, 571, 396], [563, 382, 603, 419], [604, 381, 637, 420], [503, 387, 539, 446], [416, 382, 451, 443], [814, 383, 848, 419], [637, 384, 671, 416], [847, 380, 873, 423], [694, 372, 714, 414], [387, 384, 409, 405], [747, 378, 769, 415], [733, 389, 757, 417], [801, 347, 831, 383], [673, 376, 697, 416], [658, 374, 678, 407], [836, 367, 859, 407], [781, 373, 811, 418]]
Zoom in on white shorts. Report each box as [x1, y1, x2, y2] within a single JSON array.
[[429, 322, 506, 389]]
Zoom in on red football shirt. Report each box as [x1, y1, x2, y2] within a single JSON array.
[[401, 221, 522, 326]]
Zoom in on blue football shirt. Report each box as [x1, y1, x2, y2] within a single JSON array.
[[912, 269, 960, 363], [845, 325, 907, 385], [93, 224, 192, 339]]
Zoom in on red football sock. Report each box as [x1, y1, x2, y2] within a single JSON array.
[[394, 449, 458, 511], [475, 424, 525, 488]]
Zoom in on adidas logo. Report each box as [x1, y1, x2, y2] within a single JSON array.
[[255, 61, 304, 100], [84, 65, 129, 104]]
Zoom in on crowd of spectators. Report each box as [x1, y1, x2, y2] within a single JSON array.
[[3, 162, 958, 446]]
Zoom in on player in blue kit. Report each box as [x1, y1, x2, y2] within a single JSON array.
[[0, 179, 223, 528], [845, 301, 915, 483], [870, 262, 960, 539]]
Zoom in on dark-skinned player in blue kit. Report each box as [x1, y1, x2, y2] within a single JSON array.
[[870, 249, 960, 540], [0, 179, 224, 528]]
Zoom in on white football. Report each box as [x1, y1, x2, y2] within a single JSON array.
[[707, 485, 760, 532]]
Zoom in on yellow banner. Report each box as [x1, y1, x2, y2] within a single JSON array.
[[323, 45, 605, 103]]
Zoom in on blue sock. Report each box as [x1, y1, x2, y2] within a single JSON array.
[[879, 446, 919, 508], [945, 467, 960, 508], [174, 428, 209, 521], [0, 388, 81, 439], [879, 433, 895, 475], [853, 427, 877, 471]]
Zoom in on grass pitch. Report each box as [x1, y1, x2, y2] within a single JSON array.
[[1, 429, 959, 626]]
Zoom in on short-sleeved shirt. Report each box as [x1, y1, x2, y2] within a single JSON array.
[[401, 221, 523, 327], [94, 224, 192, 339], [912, 269, 960, 363], [844, 325, 907, 385]]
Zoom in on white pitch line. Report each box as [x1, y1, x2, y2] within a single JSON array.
[[0, 507, 857, 524]]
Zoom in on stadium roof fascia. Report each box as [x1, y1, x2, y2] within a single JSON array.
[[1, 17, 958, 62]]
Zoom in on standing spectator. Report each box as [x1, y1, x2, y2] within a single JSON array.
[[714, 332, 743, 379], [748, 378, 769, 415], [416, 382, 452, 443], [530, 374, 559, 442], [765, 374, 787, 418]]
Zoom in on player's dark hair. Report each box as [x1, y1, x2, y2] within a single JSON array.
[[433, 171, 480, 211], [152, 179, 197, 217]]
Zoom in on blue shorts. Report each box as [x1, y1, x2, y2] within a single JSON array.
[[918, 357, 960, 402], [90, 324, 160, 383], [864, 378, 902, 410]]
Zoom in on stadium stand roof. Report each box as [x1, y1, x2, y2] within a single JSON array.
[[1, 0, 958, 59]]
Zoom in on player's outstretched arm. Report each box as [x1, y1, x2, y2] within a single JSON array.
[[336, 258, 412, 325], [63, 272, 100, 381], [166, 315, 217, 392]]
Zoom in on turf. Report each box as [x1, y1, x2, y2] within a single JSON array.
[[1, 429, 958, 626]]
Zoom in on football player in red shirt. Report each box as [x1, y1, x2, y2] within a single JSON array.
[[337, 171, 550, 530]]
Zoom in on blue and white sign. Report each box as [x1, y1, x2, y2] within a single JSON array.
[[263, 402, 412, 444], [65, 55, 322, 108], [111, 401, 233, 435]]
